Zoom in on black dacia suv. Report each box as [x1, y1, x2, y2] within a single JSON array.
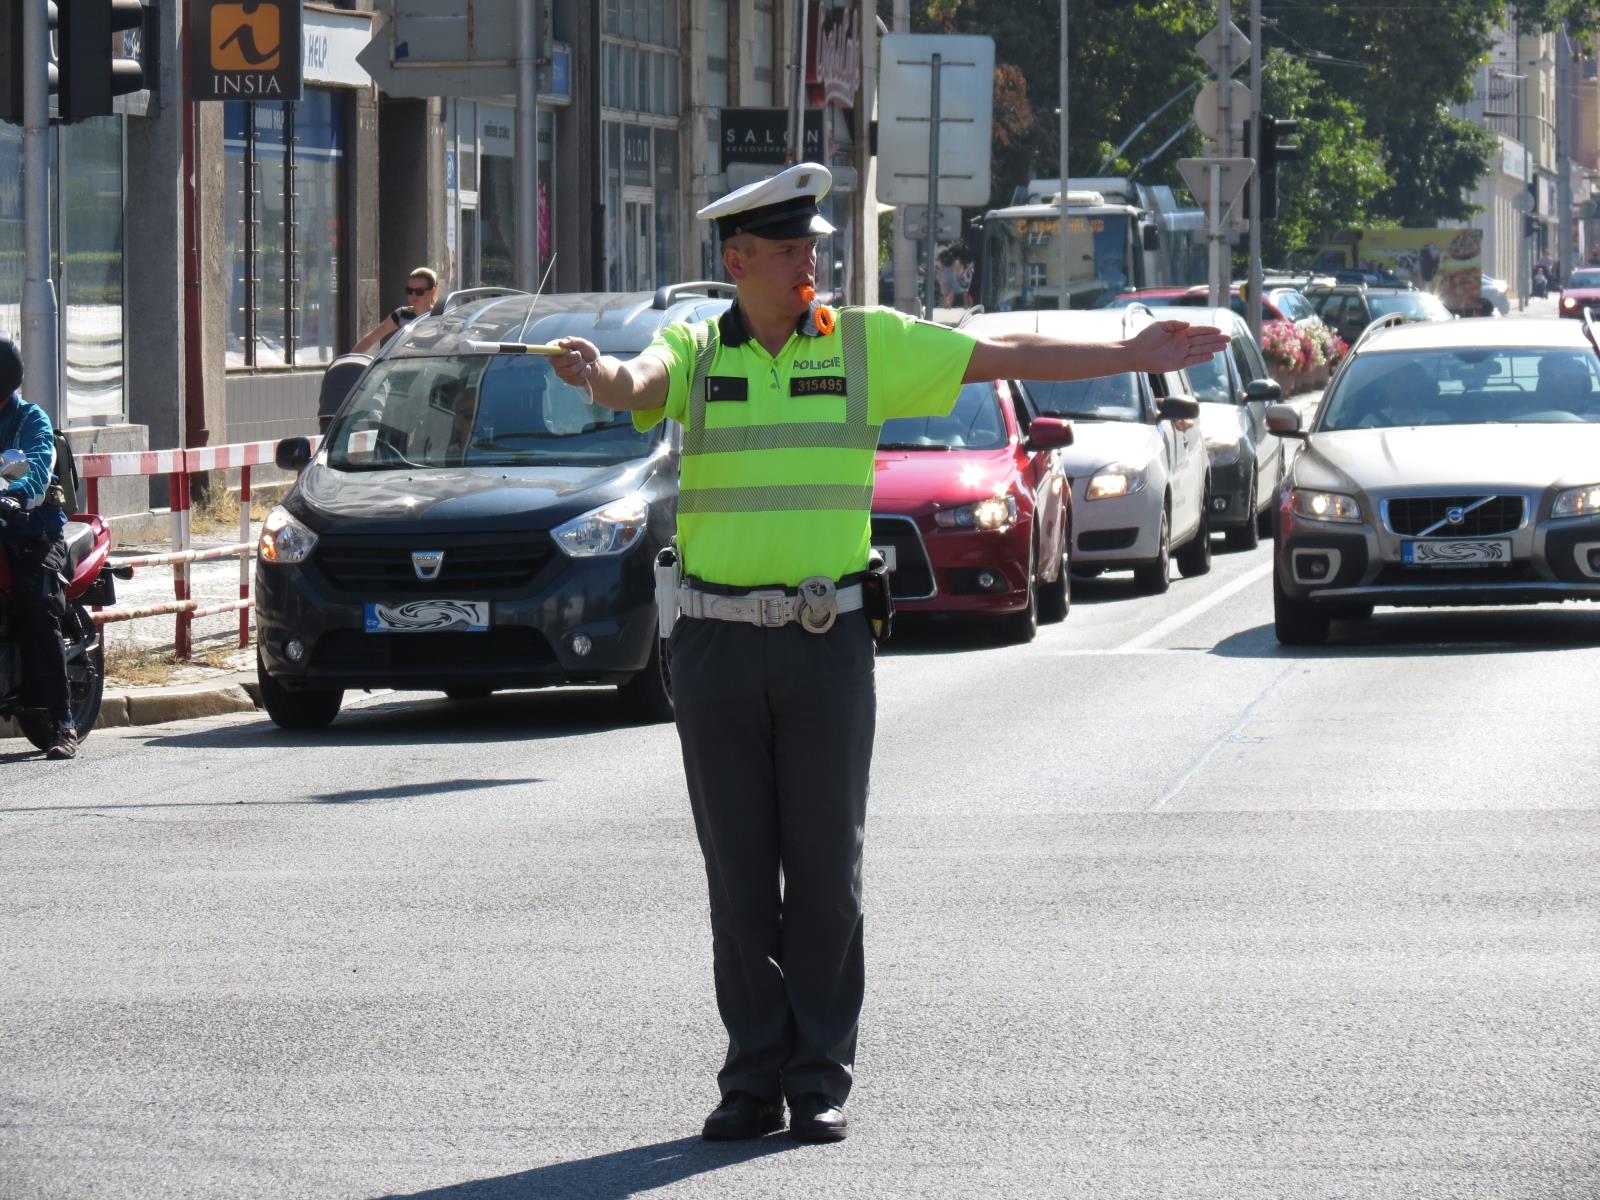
[[254, 283, 732, 729]]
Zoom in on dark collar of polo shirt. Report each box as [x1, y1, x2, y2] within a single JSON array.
[[717, 301, 827, 349]]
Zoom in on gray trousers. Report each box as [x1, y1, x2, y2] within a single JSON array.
[[669, 610, 876, 1106]]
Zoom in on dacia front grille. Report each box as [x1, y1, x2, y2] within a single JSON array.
[[313, 536, 555, 594], [1383, 495, 1525, 538]]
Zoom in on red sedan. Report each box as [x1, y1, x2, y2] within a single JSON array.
[[1557, 267, 1600, 318], [870, 379, 1075, 643]]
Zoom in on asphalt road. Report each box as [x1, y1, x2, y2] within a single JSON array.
[[4, 523, 1597, 1200]]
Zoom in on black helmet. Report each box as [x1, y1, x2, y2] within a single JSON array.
[[0, 336, 21, 399]]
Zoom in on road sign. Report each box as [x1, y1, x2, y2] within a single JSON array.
[[1514, 189, 1536, 214], [1195, 20, 1250, 78], [1178, 157, 1255, 224], [1193, 80, 1252, 148], [356, 1, 517, 96], [901, 204, 961, 242], [876, 33, 995, 207]]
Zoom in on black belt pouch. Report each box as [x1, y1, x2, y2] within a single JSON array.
[[862, 550, 893, 644]]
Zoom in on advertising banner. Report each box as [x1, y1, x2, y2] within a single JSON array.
[[191, 0, 304, 101], [1314, 229, 1484, 313]]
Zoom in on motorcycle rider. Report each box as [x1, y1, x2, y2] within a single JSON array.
[[0, 336, 76, 760]]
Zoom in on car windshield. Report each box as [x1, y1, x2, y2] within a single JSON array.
[[1567, 269, 1600, 287], [1024, 371, 1145, 422], [1368, 292, 1452, 321], [325, 353, 652, 470], [879, 381, 1008, 450], [1182, 349, 1234, 404], [1320, 348, 1600, 430]]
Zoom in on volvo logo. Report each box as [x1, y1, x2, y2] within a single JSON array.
[[1445, 507, 1467, 525], [411, 550, 446, 581]]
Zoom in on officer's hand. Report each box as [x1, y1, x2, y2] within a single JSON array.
[[1128, 320, 1232, 372], [551, 337, 602, 389]]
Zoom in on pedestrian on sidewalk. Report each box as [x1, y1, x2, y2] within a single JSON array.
[[353, 267, 439, 354], [552, 162, 1227, 1145], [0, 336, 76, 759]]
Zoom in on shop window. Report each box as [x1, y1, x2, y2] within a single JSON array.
[[224, 91, 347, 370], [60, 118, 126, 423]]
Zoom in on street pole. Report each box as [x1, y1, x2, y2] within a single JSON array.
[[1557, 25, 1573, 283], [923, 54, 942, 319], [1246, 0, 1263, 346], [892, 0, 917, 314], [788, 0, 810, 166], [1058, 0, 1070, 311], [514, 0, 540, 293], [21, 0, 60, 426], [1211, 0, 1233, 309]]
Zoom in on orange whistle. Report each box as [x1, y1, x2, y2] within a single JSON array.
[[799, 285, 816, 304]]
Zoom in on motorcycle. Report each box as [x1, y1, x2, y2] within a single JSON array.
[[0, 448, 120, 750]]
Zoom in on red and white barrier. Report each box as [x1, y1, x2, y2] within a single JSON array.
[[77, 436, 320, 659]]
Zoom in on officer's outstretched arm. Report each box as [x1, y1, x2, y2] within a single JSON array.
[[964, 320, 1230, 384], [550, 337, 671, 412]]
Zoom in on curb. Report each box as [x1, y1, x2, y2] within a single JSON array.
[[1, 672, 262, 740]]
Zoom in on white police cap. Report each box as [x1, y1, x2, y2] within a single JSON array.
[[698, 162, 836, 240]]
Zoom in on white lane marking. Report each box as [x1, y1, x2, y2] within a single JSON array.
[[1113, 560, 1275, 653]]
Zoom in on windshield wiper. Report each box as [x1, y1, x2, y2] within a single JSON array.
[[878, 441, 954, 450]]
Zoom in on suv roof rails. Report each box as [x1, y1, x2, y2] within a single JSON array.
[[1347, 311, 1408, 355], [653, 280, 738, 309], [439, 286, 528, 313]]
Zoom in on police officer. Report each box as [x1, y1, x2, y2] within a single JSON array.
[[552, 164, 1226, 1143], [0, 336, 76, 760]]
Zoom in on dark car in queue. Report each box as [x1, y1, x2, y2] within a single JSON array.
[[254, 284, 734, 728], [1557, 267, 1600, 319], [1268, 318, 1600, 644], [1148, 304, 1285, 551], [869, 378, 1075, 644]]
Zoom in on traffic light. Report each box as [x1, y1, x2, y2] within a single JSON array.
[[1256, 114, 1300, 221], [0, 0, 60, 125], [59, 0, 146, 120], [1525, 215, 1541, 238]]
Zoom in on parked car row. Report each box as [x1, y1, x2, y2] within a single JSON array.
[[253, 288, 1288, 731]]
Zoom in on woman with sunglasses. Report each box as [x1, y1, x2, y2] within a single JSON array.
[[353, 267, 439, 354]]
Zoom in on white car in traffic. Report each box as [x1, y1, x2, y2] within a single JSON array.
[[966, 307, 1211, 593]]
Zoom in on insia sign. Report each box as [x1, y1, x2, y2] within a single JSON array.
[[191, 0, 304, 101]]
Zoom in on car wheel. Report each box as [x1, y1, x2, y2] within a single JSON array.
[[619, 635, 674, 723], [1175, 489, 1213, 578], [1225, 471, 1261, 552], [1273, 571, 1331, 646], [1037, 539, 1070, 624], [1479, 300, 1495, 318], [257, 650, 344, 730], [443, 688, 493, 700], [1133, 505, 1172, 594]]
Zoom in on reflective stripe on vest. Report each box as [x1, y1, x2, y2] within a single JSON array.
[[677, 308, 877, 516]]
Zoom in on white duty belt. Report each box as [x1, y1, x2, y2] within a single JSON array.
[[677, 577, 861, 634]]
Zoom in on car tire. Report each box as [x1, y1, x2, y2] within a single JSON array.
[[1175, 489, 1213, 578], [443, 688, 493, 700], [1133, 505, 1172, 594], [257, 650, 344, 730], [1225, 471, 1261, 552], [1273, 572, 1331, 646], [620, 635, 674, 723], [1037, 539, 1070, 625]]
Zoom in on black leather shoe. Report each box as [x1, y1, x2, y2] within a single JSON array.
[[701, 1091, 785, 1141], [787, 1093, 847, 1142], [46, 723, 77, 761]]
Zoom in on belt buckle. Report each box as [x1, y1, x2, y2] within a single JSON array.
[[751, 589, 789, 628], [796, 576, 838, 634]]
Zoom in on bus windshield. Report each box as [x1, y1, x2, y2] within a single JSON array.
[[981, 211, 1139, 311]]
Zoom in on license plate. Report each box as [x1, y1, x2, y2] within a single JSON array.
[[364, 600, 490, 633], [873, 544, 897, 572], [1402, 539, 1511, 567]]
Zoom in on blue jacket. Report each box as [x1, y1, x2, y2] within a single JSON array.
[[0, 391, 66, 539]]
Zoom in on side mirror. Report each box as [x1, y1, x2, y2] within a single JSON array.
[[1142, 225, 1161, 251], [1243, 378, 1282, 402], [1157, 396, 1201, 422], [0, 448, 27, 481], [1024, 415, 1074, 451], [1265, 403, 1306, 439], [275, 436, 313, 471]]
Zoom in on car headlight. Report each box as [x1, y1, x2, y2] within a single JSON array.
[[1204, 434, 1242, 467], [934, 494, 1018, 531], [1562, 295, 1578, 311], [552, 493, 650, 556], [258, 505, 319, 564], [1086, 464, 1147, 501], [1552, 483, 1600, 517], [1290, 488, 1363, 524]]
